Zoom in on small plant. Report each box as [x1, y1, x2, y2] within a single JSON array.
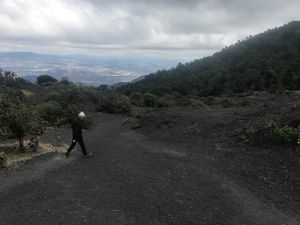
[[266, 120, 299, 144], [297, 124, 300, 145], [28, 136, 39, 152], [123, 118, 141, 129], [241, 127, 257, 143], [273, 125, 298, 144], [124, 108, 154, 129], [0, 152, 8, 169]]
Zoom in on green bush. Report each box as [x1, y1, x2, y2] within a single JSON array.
[[241, 127, 257, 143], [0, 152, 8, 169], [266, 120, 299, 144], [36, 75, 57, 86], [98, 93, 131, 114], [38, 101, 63, 124], [143, 93, 158, 107], [27, 136, 39, 152], [273, 125, 298, 144], [0, 100, 44, 151], [125, 108, 154, 129], [123, 118, 142, 129], [130, 92, 144, 106]]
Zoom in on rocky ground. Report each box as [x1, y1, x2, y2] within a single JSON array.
[[138, 91, 300, 217], [0, 92, 299, 225]]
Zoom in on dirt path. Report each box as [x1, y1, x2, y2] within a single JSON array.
[[0, 113, 298, 225]]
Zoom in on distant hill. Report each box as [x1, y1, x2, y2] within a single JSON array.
[[0, 52, 177, 85], [119, 21, 300, 96]]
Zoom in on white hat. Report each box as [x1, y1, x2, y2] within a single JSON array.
[[78, 111, 86, 118]]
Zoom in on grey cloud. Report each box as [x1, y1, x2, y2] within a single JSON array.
[[0, 0, 299, 59]]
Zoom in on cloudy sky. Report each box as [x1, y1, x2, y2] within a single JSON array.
[[0, 0, 300, 60]]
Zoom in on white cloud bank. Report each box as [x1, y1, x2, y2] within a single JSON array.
[[0, 0, 299, 59]]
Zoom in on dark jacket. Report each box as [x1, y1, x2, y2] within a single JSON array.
[[71, 118, 83, 140]]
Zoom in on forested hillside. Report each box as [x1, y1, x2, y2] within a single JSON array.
[[119, 21, 300, 96]]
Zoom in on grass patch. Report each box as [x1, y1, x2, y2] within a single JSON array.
[[0, 141, 67, 169]]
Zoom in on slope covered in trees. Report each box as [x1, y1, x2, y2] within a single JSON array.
[[119, 21, 300, 96]]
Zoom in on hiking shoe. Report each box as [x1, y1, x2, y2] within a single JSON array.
[[65, 151, 70, 157], [82, 153, 93, 159]]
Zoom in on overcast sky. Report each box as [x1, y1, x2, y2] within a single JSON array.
[[0, 0, 299, 60]]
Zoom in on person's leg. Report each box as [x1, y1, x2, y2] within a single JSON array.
[[66, 140, 77, 156], [77, 139, 88, 156]]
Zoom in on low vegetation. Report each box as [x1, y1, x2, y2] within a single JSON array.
[[0, 71, 133, 167]]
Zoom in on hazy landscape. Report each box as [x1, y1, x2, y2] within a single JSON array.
[[0, 52, 178, 85]]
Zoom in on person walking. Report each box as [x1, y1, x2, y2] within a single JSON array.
[[65, 111, 92, 158]]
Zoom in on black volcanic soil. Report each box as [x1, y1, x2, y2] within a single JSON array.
[[0, 92, 299, 225], [140, 91, 300, 217]]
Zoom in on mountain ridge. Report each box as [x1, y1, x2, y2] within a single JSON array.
[[119, 21, 300, 96]]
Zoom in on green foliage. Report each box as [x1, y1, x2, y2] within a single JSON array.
[[266, 120, 299, 144], [0, 70, 27, 88], [143, 93, 158, 107], [123, 117, 142, 129], [97, 92, 131, 114], [38, 101, 63, 125], [241, 127, 257, 143], [0, 86, 25, 103], [119, 22, 300, 96], [36, 75, 57, 86], [0, 152, 8, 169], [0, 90, 44, 150], [130, 92, 144, 106], [27, 136, 39, 152], [124, 108, 154, 129], [273, 125, 298, 144]]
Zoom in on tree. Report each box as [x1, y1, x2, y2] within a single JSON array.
[[0, 90, 43, 151], [118, 21, 300, 96], [36, 75, 57, 86]]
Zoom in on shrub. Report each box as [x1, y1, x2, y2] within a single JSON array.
[[160, 95, 177, 107], [38, 101, 63, 125], [266, 120, 299, 144], [273, 125, 298, 144], [125, 108, 154, 129], [130, 92, 144, 106], [0, 101, 44, 151], [143, 93, 158, 107], [27, 136, 39, 152], [98, 93, 131, 114], [241, 127, 257, 143], [0, 152, 8, 168], [123, 118, 142, 129], [36, 75, 57, 86]]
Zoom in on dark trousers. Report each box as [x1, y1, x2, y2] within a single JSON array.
[[67, 138, 87, 156]]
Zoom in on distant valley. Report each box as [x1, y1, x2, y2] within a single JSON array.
[[0, 52, 178, 85]]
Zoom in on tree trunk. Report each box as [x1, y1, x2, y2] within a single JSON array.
[[18, 136, 25, 151]]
